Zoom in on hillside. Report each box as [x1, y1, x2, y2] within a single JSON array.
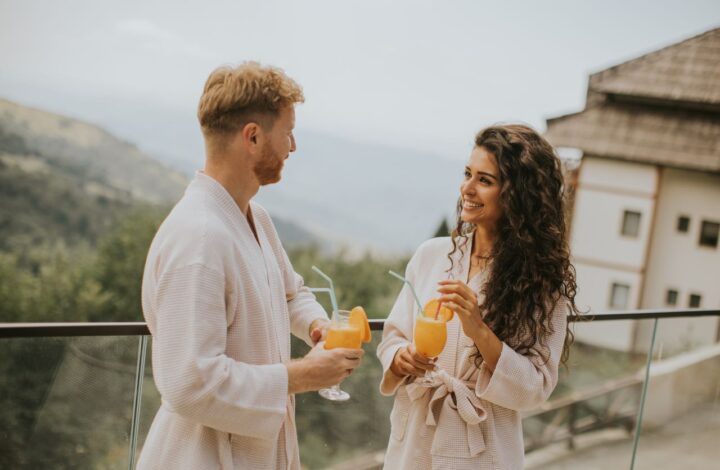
[[0, 98, 319, 250], [0, 98, 187, 204]]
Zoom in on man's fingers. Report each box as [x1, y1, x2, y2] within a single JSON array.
[[333, 348, 364, 359], [342, 357, 362, 369]]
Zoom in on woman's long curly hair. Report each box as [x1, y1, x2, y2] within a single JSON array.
[[448, 124, 580, 367]]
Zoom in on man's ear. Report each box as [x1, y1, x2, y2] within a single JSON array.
[[242, 122, 261, 150]]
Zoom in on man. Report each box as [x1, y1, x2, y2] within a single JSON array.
[[138, 62, 364, 470]]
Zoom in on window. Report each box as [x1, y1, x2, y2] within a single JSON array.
[[676, 215, 690, 233], [621, 210, 641, 237], [609, 283, 630, 310], [699, 220, 719, 248], [689, 294, 702, 308], [666, 289, 678, 306]]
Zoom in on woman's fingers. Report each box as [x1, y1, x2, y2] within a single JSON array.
[[399, 357, 427, 376], [438, 280, 477, 299], [438, 285, 476, 305], [400, 347, 435, 374], [438, 293, 474, 313]]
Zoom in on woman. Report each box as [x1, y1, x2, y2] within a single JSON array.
[[377, 124, 580, 470]]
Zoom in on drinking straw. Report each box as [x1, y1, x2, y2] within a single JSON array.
[[311, 266, 339, 313], [434, 301, 443, 321], [388, 270, 424, 314]]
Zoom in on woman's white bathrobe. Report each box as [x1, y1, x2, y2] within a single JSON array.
[[138, 172, 328, 470], [377, 237, 568, 470]]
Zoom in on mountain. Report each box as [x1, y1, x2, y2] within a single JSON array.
[[0, 98, 187, 205], [0, 98, 318, 250]]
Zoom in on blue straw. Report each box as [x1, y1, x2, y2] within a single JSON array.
[[388, 270, 424, 313], [311, 266, 339, 313]]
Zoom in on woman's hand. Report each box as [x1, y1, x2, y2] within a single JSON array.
[[437, 280, 486, 340], [437, 279, 503, 371], [390, 344, 435, 378]]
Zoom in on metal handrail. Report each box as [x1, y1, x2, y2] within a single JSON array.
[[0, 308, 718, 338]]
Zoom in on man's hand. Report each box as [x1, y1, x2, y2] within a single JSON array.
[[286, 342, 364, 394], [309, 318, 331, 345], [389, 344, 435, 378]]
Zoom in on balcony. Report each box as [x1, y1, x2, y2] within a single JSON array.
[[1, 309, 719, 470]]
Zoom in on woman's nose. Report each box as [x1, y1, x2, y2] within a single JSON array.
[[461, 182, 475, 196]]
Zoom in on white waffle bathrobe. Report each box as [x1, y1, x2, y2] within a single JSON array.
[[377, 237, 568, 470], [138, 172, 328, 470]]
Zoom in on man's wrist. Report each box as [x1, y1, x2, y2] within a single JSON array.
[[286, 359, 308, 395]]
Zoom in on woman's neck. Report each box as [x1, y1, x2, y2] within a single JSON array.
[[472, 225, 496, 258]]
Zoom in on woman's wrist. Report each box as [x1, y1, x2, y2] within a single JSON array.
[[468, 321, 493, 351], [389, 346, 407, 377]]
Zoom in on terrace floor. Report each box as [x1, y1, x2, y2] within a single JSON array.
[[526, 401, 720, 470]]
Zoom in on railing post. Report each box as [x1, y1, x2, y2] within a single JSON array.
[[567, 402, 577, 450], [630, 317, 659, 470], [128, 335, 149, 470]]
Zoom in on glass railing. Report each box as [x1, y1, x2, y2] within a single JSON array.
[[1, 310, 718, 470]]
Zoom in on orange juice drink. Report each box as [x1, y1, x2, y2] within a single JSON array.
[[414, 316, 447, 358], [325, 326, 362, 349]]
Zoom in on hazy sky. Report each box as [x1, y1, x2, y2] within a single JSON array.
[[1, 0, 719, 161]]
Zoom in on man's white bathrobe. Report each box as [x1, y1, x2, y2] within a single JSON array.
[[138, 172, 328, 470]]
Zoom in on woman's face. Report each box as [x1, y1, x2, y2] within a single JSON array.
[[460, 146, 503, 229]]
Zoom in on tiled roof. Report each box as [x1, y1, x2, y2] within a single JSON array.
[[546, 27, 720, 172], [546, 103, 720, 172], [589, 28, 720, 106]]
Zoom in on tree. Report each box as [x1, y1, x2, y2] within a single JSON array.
[[433, 218, 450, 237], [93, 206, 167, 321]]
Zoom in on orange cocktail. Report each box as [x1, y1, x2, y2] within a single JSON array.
[[413, 298, 453, 386], [325, 326, 362, 349], [319, 307, 371, 401], [414, 316, 447, 358]]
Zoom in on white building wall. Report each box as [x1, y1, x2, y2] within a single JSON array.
[[571, 158, 658, 269], [573, 262, 639, 350], [636, 168, 720, 355], [570, 157, 659, 350]]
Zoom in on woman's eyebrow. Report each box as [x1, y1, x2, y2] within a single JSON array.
[[466, 167, 498, 180]]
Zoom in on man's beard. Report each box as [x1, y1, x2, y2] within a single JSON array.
[[253, 143, 285, 185]]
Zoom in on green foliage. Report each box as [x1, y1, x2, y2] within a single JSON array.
[[0, 161, 133, 252], [92, 207, 167, 321], [289, 246, 409, 319], [0, 245, 109, 323], [433, 218, 451, 238]]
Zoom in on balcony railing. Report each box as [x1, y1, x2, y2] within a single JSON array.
[[1, 308, 719, 470]]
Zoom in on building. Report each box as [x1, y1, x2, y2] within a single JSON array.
[[546, 28, 720, 354]]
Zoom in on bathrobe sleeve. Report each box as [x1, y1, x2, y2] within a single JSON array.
[[474, 296, 569, 411], [376, 251, 421, 396]]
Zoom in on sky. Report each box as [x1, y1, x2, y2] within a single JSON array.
[[1, 0, 719, 163]]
